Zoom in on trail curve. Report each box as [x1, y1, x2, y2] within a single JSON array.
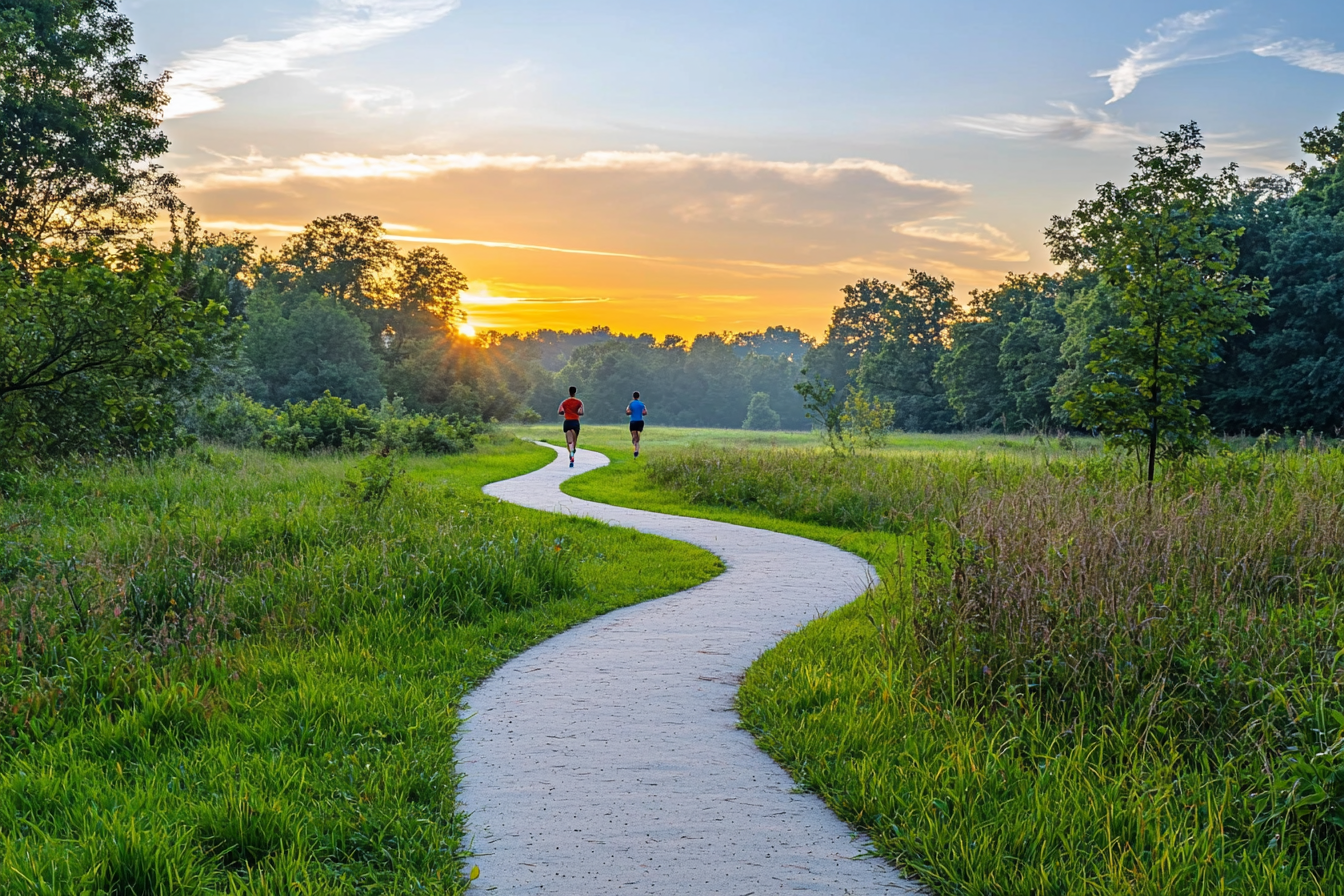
[[458, 443, 920, 894]]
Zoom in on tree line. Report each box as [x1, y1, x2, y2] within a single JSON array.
[[800, 117, 1344, 474]]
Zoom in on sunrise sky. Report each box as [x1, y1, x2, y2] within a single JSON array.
[[129, 0, 1343, 338]]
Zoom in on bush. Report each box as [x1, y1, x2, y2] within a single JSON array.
[[0, 248, 229, 466], [187, 393, 483, 454]]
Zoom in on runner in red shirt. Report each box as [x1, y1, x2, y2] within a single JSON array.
[[557, 385, 585, 467]]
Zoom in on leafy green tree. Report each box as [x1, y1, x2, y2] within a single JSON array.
[[1045, 124, 1269, 480], [0, 247, 227, 462], [856, 270, 958, 432], [795, 371, 845, 451], [279, 213, 399, 312], [0, 0, 175, 260], [742, 392, 781, 430], [1197, 115, 1344, 433], [936, 274, 1069, 430], [392, 246, 468, 336], [243, 290, 385, 407]]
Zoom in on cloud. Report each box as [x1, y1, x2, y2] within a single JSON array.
[[893, 218, 1030, 263], [1096, 9, 1226, 104], [183, 145, 1036, 305], [339, 85, 418, 115], [164, 0, 459, 118], [955, 103, 1151, 149], [1254, 38, 1344, 76], [186, 148, 967, 194]]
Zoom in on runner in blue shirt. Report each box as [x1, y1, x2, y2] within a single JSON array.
[[625, 391, 647, 458]]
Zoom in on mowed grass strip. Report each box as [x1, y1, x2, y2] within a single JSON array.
[[0, 437, 721, 894], [565, 438, 1344, 895]]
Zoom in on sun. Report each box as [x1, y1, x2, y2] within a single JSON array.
[[458, 323, 477, 339]]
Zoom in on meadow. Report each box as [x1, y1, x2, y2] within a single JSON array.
[[562, 429, 1344, 895], [0, 437, 719, 894]]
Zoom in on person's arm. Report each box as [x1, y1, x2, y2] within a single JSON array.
[[625, 404, 631, 416], [577, 401, 585, 417], [557, 402, 565, 416]]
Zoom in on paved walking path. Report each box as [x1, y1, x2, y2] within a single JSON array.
[[458, 443, 920, 893]]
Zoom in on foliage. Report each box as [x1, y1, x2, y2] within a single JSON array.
[[854, 271, 957, 433], [243, 290, 386, 407], [0, 442, 719, 893], [0, 247, 228, 465], [794, 370, 844, 449], [742, 392, 781, 430], [837, 390, 895, 449], [0, 0, 176, 260], [342, 446, 403, 511], [187, 393, 484, 455], [934, 273, 1070, 430], [1198, 115, 1344, 433], [1046, 124, 1269, 479], [270, 213, 467, 344], [276, 213, 399, 311]]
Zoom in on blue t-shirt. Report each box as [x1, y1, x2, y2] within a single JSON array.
[[628, 400, 646, 422]]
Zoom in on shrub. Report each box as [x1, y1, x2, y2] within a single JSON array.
[[186, 393, 483, 454]]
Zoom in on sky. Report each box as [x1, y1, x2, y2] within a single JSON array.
[[127, 0, 1344, 338]]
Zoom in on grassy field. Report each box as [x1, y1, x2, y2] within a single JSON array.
[[562, 435, 1344, 895], [0, 436, 720, 894], [505, 422, 1076, 457]]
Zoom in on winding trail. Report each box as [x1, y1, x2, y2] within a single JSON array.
[[459, 444, 920, 893]]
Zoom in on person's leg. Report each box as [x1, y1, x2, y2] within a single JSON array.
[[564, 426, 576, 456]]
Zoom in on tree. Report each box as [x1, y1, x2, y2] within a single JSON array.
[[0, 247, 227, 462], [1045, 124, 1269, 481], [742, 392, 781, 430], [393, 246, 468, 336], [243, 291, 385, 407], [280, 213, 399, 311], [1197, 115, 1344, 433], [856, 270, 958, 432], [0, 0, 176, 260]]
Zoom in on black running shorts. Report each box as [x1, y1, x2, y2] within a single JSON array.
[[629, 421, 644, 432], [563, 420, 581, 433]]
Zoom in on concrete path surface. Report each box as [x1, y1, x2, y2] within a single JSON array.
[[458, 443, 920, 893]]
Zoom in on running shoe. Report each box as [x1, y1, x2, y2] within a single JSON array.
[[569, 458, 574, 468], [634, 450, 639, 458]]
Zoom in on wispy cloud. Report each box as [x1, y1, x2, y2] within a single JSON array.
[[339, 85, 418, 115], [956, 103, 1151, 149], [893, 217, 1030, 263], [1096, 9, 1226, 104], [1254, 38, 1344, 76], [185, 148, 968, 193], [164, 0, 459, 118]]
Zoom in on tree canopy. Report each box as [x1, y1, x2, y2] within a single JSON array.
[[0, 0, 175, 261]]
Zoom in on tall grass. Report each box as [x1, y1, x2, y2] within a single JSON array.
[[0, 442, 720, 894], [650, 444, 1344, 893], [645, 445, 1024, 531]]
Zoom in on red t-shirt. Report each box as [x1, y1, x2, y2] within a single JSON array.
[[560, 397, 583, 420]]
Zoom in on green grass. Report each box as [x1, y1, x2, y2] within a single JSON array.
[[506, 422, 1084, 458], [562, 438, 1344, 895], [0, 436, 721, 894]]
